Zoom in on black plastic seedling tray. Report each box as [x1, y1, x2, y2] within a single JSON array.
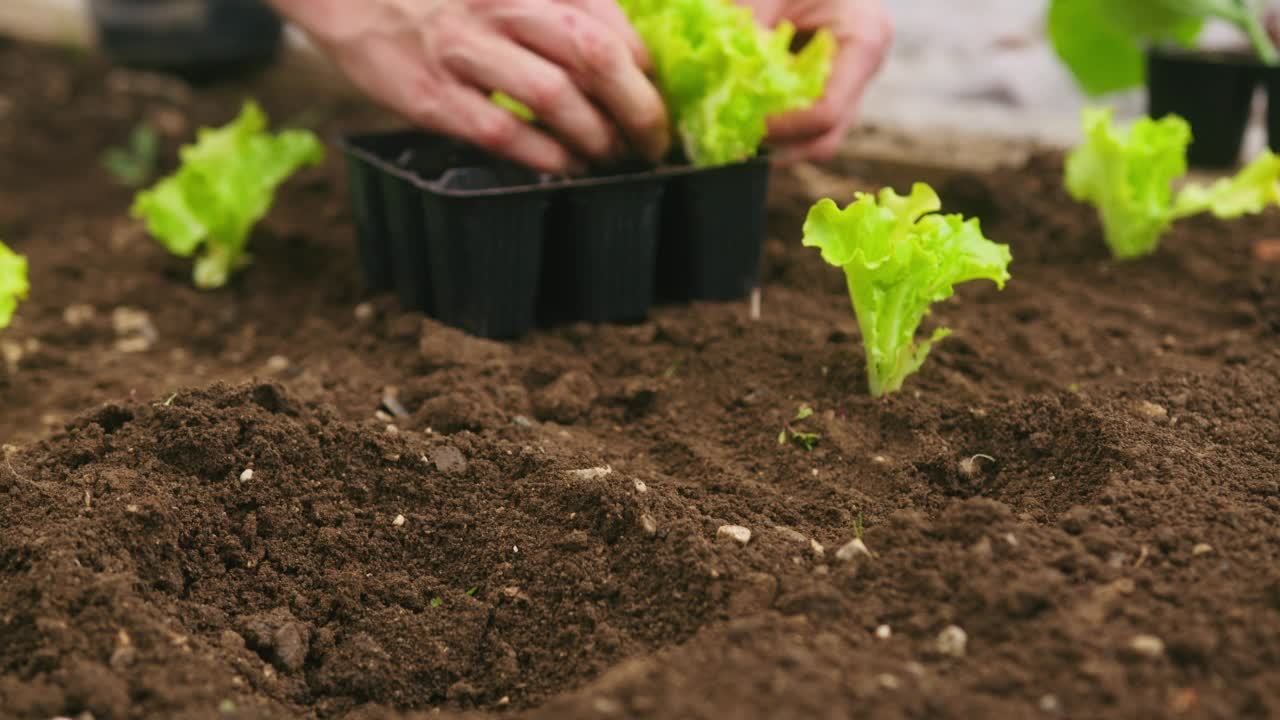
[[341, 131, 769, 339]]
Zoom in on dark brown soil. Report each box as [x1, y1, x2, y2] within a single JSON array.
[[3, 39, 1280, 720]]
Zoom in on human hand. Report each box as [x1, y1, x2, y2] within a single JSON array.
[[271, 0, 670, 174], [737, 0, 892, 162]]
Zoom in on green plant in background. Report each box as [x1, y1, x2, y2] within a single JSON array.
[[778, 404, 820, 450], [0, 240, 28, 330], [618, 0, 834, 166], [102, 123, 159, 188], [803, 184, 1012, 398], [1049, 0, 1279, 96], [131, 101, 325, 289], [1066, 107, 1280, 259]]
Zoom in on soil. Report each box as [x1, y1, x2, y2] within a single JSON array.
[[2, 38, 1280, 720]]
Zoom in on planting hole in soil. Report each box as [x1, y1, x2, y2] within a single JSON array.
[[2, 38, 1280, 720]]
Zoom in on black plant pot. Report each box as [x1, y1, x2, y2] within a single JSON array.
[[1146, 46, 1260, 168], [339, 132, 771, 339], [89, 0, 283, 81]]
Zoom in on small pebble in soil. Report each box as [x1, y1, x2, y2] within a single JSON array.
[[265, 355, 290, 373], [353, 302, 375, 321], [239, 469, 254, 482], [431, 446, 468, 475], [1192, 543, 1213, 556], [62, 303, 96, 327], [640, 514, 658, 537], [385, 424, 399, 436], [835, 537, 874, 562], [374, 410, 393, 422], [380, 392, 411, 420], [567, 466, 613, 481], [1003, 533, 1019, 547], [717, 525, 752, 545], [1135, 401, 1168, 422], [392, 514, 406, 527], [112, 306, 158, 353], [1039, 694, 1062, 713], [877, 673, 901, 690], [634, 479, 648, 493], [773, 526, 808, 544], [875, 624, 892, 640], [1128, 634, 1166, 659], [936, 625, 968, 657], [810, 538, 825, 558]]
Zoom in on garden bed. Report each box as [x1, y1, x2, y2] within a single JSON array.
[[2, 39, 1280, 720]]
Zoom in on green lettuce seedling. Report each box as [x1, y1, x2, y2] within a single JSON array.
[[0, 240, 28, 330], [803, 184, 1012, 398], [1049, 0, 1278, 96], [131, 101, 325, 289], [1066, 108, 1280, 260], [618, 0, 834, 166], [102, 123, 159, 188]]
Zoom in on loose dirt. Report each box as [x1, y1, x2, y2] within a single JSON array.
[[2, 40, 1279, 720]]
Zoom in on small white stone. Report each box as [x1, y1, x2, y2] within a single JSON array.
[[1135, 401, 1168, 421], [239, 469, 254, 482], [633, 479, 648, 493], [640, 514, 658, 537], [936, 625, 968, 657], [1129, 634, 1165, 659], [835, 537, 873, 562], [374, 410, 393, 422], [1003, 532, 1019, 547], [265, 355, 290, 373], [567, 466, 613, 480], [1192, 543, 1213, 556], [385, 424, 399, 435], [876, 673, 900, 690], [875, 624, 892, 640], [1039, 694, 1061, 713], [62, 303, 96, 327], [717, 525, 752, 545], [392, 514, 406, 527], [354, 302, 375, 321], [810, 538, 825, 558]]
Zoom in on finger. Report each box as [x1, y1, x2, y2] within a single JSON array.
[[555, 0, 652, 70], [770, 124, 847, 165], [501, 5, 670, 162], [442, 34, 623, 161], [422, 85, 585, 175], [767, 10, 892, 142]]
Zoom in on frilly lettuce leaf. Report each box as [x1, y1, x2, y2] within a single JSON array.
[[618, 0, 835, 166], [131, 101, 325, 289], [1066, 107, 1280, 259], [0, 240, 28, 329], [803, 183, 1013, 397]]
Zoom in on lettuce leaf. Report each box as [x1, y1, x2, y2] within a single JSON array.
[[618, 0, 835, 166], [492, 91, 535, 122], [1065, 108, 1280, 259], [0, 240, 28, 330], [802, 184, 1012, 397], [131, 101, 325, 289]]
